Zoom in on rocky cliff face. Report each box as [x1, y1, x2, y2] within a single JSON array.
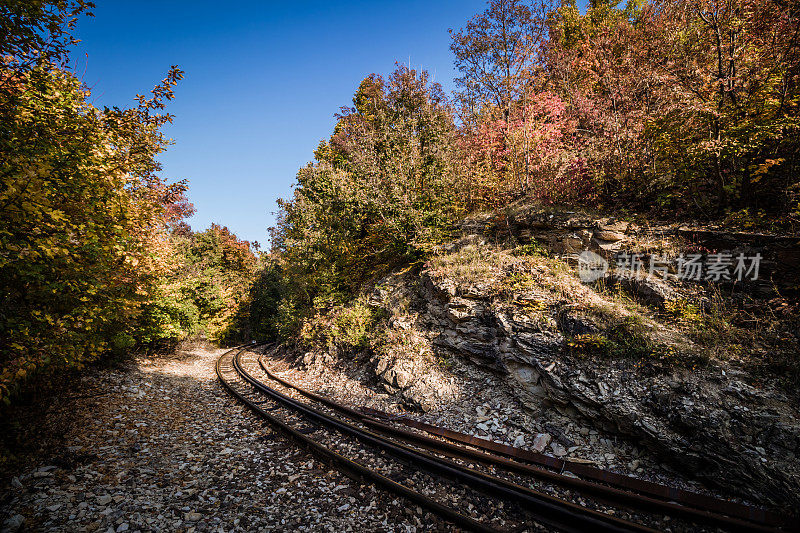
[[422, 272, 798, 506], [463, 205, 800, 295], [363, 225, 800, 509]]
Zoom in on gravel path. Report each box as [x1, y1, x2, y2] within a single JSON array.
[[0, 344, 427, 532]]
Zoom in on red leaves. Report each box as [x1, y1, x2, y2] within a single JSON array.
[[458, 88, 595, 205]]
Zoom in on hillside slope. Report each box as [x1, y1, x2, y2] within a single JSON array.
[[289, 206, 800, 510]]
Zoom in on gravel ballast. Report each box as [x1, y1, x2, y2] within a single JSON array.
[[0, 343, 429, 532]]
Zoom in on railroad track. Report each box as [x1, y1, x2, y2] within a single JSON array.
[[217, 345, 795, 532]]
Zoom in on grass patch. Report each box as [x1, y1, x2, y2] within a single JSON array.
[[428, 243, 516, 288], [511, 240, 550, 257], [565, 313, 707, 370], [664, 299, 703, 328]]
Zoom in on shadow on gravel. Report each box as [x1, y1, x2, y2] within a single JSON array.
[[0, 339, 223, 484]]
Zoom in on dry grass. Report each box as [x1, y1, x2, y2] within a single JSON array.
[[428, 242, 519, 288]]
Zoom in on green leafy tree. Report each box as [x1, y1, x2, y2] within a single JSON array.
[[267, 65, 462, 336], [0, 62, 188, 402], [0, 2, 189, 403], [222, 256, 283, 344], [138, 224, 259, 348]]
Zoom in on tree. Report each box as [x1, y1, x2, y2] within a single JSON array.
[[544, 0, 656, 204], [138, 224, 258, 347], [643, 0, 800, 214], [540, 0, 800, 216], [268, 65, 462, 336], [451, 0, 559, 195], [450, 0, 551, 124], [0, 3, 190, 403], [222, 256, 283, 344]]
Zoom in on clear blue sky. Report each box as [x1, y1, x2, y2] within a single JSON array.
[[71, 1, 585, 246]]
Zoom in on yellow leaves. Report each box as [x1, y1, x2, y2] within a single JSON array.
[[1, 62, 194, 406], [750, 158, 785, 183]]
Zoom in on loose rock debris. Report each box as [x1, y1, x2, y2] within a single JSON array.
[[0, 343, 434, 532]]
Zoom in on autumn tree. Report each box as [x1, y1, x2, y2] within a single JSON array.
[[139, 224, 259, 347], [222, 255, 283, 344], [451, 0, 557, 196], [0, 0, 93, 83], [543, 0, 656, 204], [0, 2, 191, 403], [537, 0, 800, 217], [641, 0, 800, 215], [450, 0, 552, 124], [267, 65, 461, 336]]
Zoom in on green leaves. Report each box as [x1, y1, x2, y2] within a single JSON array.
[[0, 43, 187, 402], [264, 65, 463, 338], [136, 224, 259, 348]]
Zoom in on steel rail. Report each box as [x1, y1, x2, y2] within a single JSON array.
[[257, 353, 793, 533], [362, 409, 792, 529], [216, 347, 498, 533], [231, 349, 656, 533]]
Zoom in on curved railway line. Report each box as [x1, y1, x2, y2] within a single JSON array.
[[217, 345, 796, 532]]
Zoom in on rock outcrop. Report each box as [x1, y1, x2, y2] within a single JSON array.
[[366, 263, 800, 508]]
